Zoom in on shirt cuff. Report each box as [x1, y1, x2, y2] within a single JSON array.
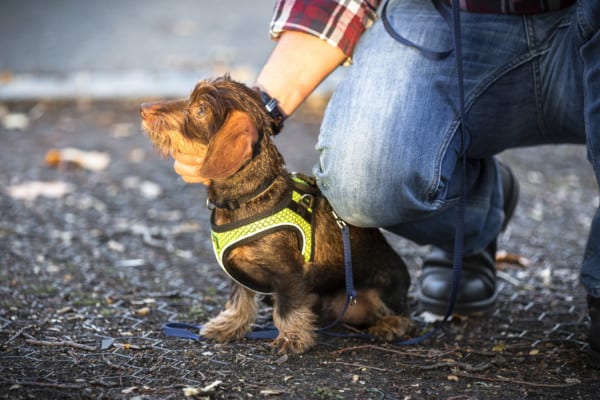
[[269, 0, 379, 65]]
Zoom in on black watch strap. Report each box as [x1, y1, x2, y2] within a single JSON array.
[[257, 88, 286, 135]]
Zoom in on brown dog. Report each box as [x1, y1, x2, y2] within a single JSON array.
[[140, 76, 414, 353]]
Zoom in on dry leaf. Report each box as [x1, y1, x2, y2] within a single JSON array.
[[0, 69, 13, 83], [135, 307, 151, 317], [46, 147, 110, 171], [183, 380, 223, 396], [496, 250, 532, 267], [492, 343, 505, 352], [2, 112, 29, 130], [7, 180, 74, 200], [260, 389, 284, 396]]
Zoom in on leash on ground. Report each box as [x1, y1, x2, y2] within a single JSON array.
[[162, 0, 468, 345]]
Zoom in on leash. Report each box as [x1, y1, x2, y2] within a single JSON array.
[[383, 0, 467, 344], [162, 216, 365, 342], [163, 0, 468, 346]]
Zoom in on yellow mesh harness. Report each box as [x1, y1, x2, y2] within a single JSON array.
[[210, 175, 317, 294]]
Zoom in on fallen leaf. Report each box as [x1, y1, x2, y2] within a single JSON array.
[[184, 380, 223, 396], [135, 307, 151, 317], [492, 343, 505, 352], [6, 180, 74, 200], [183, 387, 200, 397], [0, 69, 13, 83], [101, 338, 114, 350], [496, 250, 532, 267], [121, 386, 138, 394], [2, 112, 29, 130], [200, 380, 223, 392], [46, 147, 110, 171], [139, 180, 162, 199], [260, 389, 284, 396]]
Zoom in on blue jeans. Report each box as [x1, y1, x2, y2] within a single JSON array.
[[313, 0, 600, 297]]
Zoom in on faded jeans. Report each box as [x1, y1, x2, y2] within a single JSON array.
[[314, 0, 600, 297]]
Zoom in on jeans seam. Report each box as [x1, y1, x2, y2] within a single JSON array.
[[577, 0, 594, 39], [426, 42, 547, 202]]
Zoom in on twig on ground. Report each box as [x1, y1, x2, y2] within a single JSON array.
[[454, 371, 580, 388], [332, 344, 455, 358], [6, 324, 35, 344], [25, 338, 97, 351], [1, 378, 85, 390], [324, 361, 387, 372]]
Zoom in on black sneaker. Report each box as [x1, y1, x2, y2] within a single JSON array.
[[418, 161, 519, 315], [588, 295, 600, 369]]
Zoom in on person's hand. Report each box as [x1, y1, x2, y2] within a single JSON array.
[[172, 150, 211, 185]]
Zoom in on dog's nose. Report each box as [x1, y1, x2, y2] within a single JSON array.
[[140, 103, 150, 118]]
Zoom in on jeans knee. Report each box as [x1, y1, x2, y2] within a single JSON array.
[[315, 160, 442, 228]]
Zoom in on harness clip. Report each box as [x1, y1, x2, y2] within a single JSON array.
[[206, 198, 215, 210], [331, 210, 347, 230], [299, 193, 315, 210]]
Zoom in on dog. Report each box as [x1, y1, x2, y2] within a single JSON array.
[[140, 76, 414, 353]]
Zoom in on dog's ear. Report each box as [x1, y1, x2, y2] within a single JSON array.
[[198, 110, 258, 180]]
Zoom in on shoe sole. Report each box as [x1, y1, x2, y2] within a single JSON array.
[[417, 287, 499, 316], [417, 161, 518, 316]]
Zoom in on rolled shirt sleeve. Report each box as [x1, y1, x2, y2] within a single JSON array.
[[269, 0, 381, 63]]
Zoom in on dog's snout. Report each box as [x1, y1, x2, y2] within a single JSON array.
[[140, 103, 151, 118]]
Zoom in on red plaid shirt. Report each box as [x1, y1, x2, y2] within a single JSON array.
[[269, 0, 576, 58]]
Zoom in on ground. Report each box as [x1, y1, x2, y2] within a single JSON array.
[[0, 99, 599, 399]]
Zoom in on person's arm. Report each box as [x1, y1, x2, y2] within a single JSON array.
[[255, 30, 346, 116], [172, 32, 344, 184], [257, 0, 380, 115], [173, 0, 380, 183]]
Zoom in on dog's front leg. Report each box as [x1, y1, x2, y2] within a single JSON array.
[[201, 282, 257, 342], [271, 278, 319, 354]]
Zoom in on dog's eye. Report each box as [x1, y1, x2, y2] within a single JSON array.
[[196, 105, 207, 118]]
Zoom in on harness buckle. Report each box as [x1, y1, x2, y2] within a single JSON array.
[[331, 210, 347, 230], [206, 198, 215, 210], [299, 193, 315, 210]]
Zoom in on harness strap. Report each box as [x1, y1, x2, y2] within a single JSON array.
[[162, 211, 359, 342]]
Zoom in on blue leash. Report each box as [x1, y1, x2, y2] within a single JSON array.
[[162, 219, 367, 342], [391, 0, 468, 344], [163, 0, 468, 346]]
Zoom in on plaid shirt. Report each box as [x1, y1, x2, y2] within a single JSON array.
[[269, 0, 576, 58]]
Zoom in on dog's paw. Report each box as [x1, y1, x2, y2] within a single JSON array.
[[272, 329, 317, 354], [367, 315, 415, 341], [201, 315, 251, 342]]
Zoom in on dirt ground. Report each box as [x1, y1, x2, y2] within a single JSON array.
[[1, 99, 599, 399]]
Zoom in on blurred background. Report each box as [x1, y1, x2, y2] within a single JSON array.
[[0, 0, 299, 100]]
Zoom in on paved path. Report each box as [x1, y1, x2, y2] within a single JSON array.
[[0, 0, 347, 99]]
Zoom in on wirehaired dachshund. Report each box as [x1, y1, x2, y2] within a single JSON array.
[[140, 76, 414, 353]]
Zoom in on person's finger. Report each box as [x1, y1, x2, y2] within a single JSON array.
[[180, 175, 210, 184], [173, 158, 201, 176], [171, 150, 204, 165]]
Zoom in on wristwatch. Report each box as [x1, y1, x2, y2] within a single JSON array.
[[257, 88, 286, 135]]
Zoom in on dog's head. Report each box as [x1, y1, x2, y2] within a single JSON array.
[[140, 76, 273, 182]]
